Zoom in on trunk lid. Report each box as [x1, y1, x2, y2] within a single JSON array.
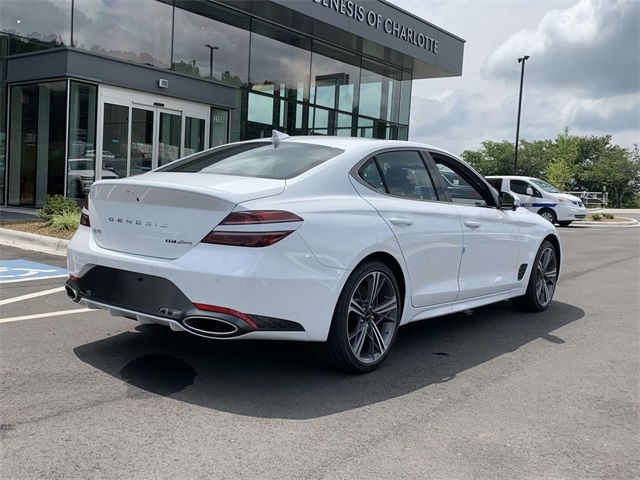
[[88, 172, 285, 259]]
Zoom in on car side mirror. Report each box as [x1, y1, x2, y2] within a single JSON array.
[[500, 191, 519, 211], [526, 186, 534, 196]]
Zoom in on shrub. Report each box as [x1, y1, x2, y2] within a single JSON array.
[[591, 213, 603, 221], [602, 212, 615, 219], [49, 211, 80, 231], [38, 194, 80, 221]]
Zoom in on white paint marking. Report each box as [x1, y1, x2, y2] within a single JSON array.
[[0, 308, 95, 324], [0, 274, 68, 284], [0, 286, 65, 306]]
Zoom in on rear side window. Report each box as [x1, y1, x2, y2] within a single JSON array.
[[159, 142, 343, 179], [360, 160, 385, 193], [375, 151, 438, 200]]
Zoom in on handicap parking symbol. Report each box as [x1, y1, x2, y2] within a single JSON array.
[[0, 259, 68, 283]]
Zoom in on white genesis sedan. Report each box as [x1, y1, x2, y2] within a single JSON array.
[[66, 133, 561, 373]]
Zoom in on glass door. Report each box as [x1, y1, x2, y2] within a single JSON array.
[[101, 102, 129, 179], [130, 107, 154, 176], [97, 85, 211, 182], [157, 110, 182, 167]]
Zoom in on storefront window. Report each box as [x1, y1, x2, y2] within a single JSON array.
[[247, 93, 274, 126], [359, 58, 402, 123], [310, 42, 360, 114], [399, 71, 412, 126], [184, 117, 206, 155], [0, 0, 71, 46], [67, 82, 97, 201], [8, 81, 67, 207], [172, 2, 249, 86], [250, 20, 311, 102], [210, 108, 229, 147], [357, 117, 374, 139], [73, 0, 172, 68]]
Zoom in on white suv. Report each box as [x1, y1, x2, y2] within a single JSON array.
[[486, 176, 587, 226]]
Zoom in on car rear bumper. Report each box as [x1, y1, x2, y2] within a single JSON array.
[[67, 226, 347, 341]]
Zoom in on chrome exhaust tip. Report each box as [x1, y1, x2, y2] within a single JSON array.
[[65, 284, 80, 303], [182, 316, 239, 337]]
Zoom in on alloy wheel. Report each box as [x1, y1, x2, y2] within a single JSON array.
[[535, 246, 557, 307], [541, 211, 555, 223], [347, 271, 399, 364]]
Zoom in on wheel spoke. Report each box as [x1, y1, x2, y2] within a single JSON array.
[[541, 249, 551, 269], [351, 322, 368, 357], [371, 296, 397, 316], [368, 320, 387, 354], [367, 272, 384, 305], [540, 279, 550, 304], [349, 298, 366, 317]]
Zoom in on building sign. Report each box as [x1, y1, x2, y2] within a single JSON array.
[[312, 0, 439, 53]]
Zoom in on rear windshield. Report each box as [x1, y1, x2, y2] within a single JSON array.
[[158, 141, 344, 179]]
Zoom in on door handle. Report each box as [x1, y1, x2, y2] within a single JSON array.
[[388, 217, 414, 226], [463, 220, 481, 229]]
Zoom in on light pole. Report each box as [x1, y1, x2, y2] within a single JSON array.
[[514, 55, 529, 175], [204, 44, 219, 79]]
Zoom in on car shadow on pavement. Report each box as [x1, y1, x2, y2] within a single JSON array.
[[74, 300, 584, 419]]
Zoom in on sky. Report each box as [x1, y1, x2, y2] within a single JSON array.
[[388, 0, 640, 155]]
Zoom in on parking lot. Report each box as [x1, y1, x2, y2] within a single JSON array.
[[1, 220, 638, 479]]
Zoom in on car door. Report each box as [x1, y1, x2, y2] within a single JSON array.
[[351, 149, 463, 307], [428, 153, 522, 300], [509, 179, 544, 212]]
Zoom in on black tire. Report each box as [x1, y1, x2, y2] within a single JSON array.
[[538, 208, 557, 225], [558, 221, 572, 227], [513, 240, 558, 312], [313, 260, 402, 373]]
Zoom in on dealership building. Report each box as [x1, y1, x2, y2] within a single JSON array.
[[0, 0, 464, 207]]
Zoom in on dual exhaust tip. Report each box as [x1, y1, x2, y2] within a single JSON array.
[[182, 316, 239, 336], [65, 284, 81, 303]]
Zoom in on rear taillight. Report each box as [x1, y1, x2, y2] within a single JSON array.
[[80, 197, 90, 227], [201, 210, 303, 247], [220, 210, 303, 225]]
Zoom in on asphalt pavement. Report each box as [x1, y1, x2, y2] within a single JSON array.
[[1, 220, 638, 479]]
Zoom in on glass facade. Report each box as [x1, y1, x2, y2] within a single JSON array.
[[8, 81, 67, 207], [1, 0, 418, 204], [67, 81, 97, 201], [73, 0, 173, 68]]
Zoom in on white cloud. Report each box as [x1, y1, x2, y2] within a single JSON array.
[[485, 0, 640, 95]]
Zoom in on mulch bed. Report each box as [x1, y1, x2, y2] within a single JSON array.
[[0, 220, 76, 240]]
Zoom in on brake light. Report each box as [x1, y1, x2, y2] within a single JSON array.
[[201, 210, 303, 247], [80, 197, 90, 227], [220, 210, 303, 225]]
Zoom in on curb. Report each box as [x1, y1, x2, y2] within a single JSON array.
[[0, 227, 69, 257], [573, 217, 639, 227]]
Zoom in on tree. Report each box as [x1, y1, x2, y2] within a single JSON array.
[[581, 145, 640, 207], [462, 141, 514, 176], [545, 128, 578, 190]]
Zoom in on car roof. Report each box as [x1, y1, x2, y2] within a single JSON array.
[[241, 135, 461, 159]]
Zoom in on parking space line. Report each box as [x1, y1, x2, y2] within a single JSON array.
[[0, 308, 96, 324], [0, 286, 65, 306]]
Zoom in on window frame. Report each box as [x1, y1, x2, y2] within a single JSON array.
[[351, 148, 446, 204], [425, 151, 499, 208]]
